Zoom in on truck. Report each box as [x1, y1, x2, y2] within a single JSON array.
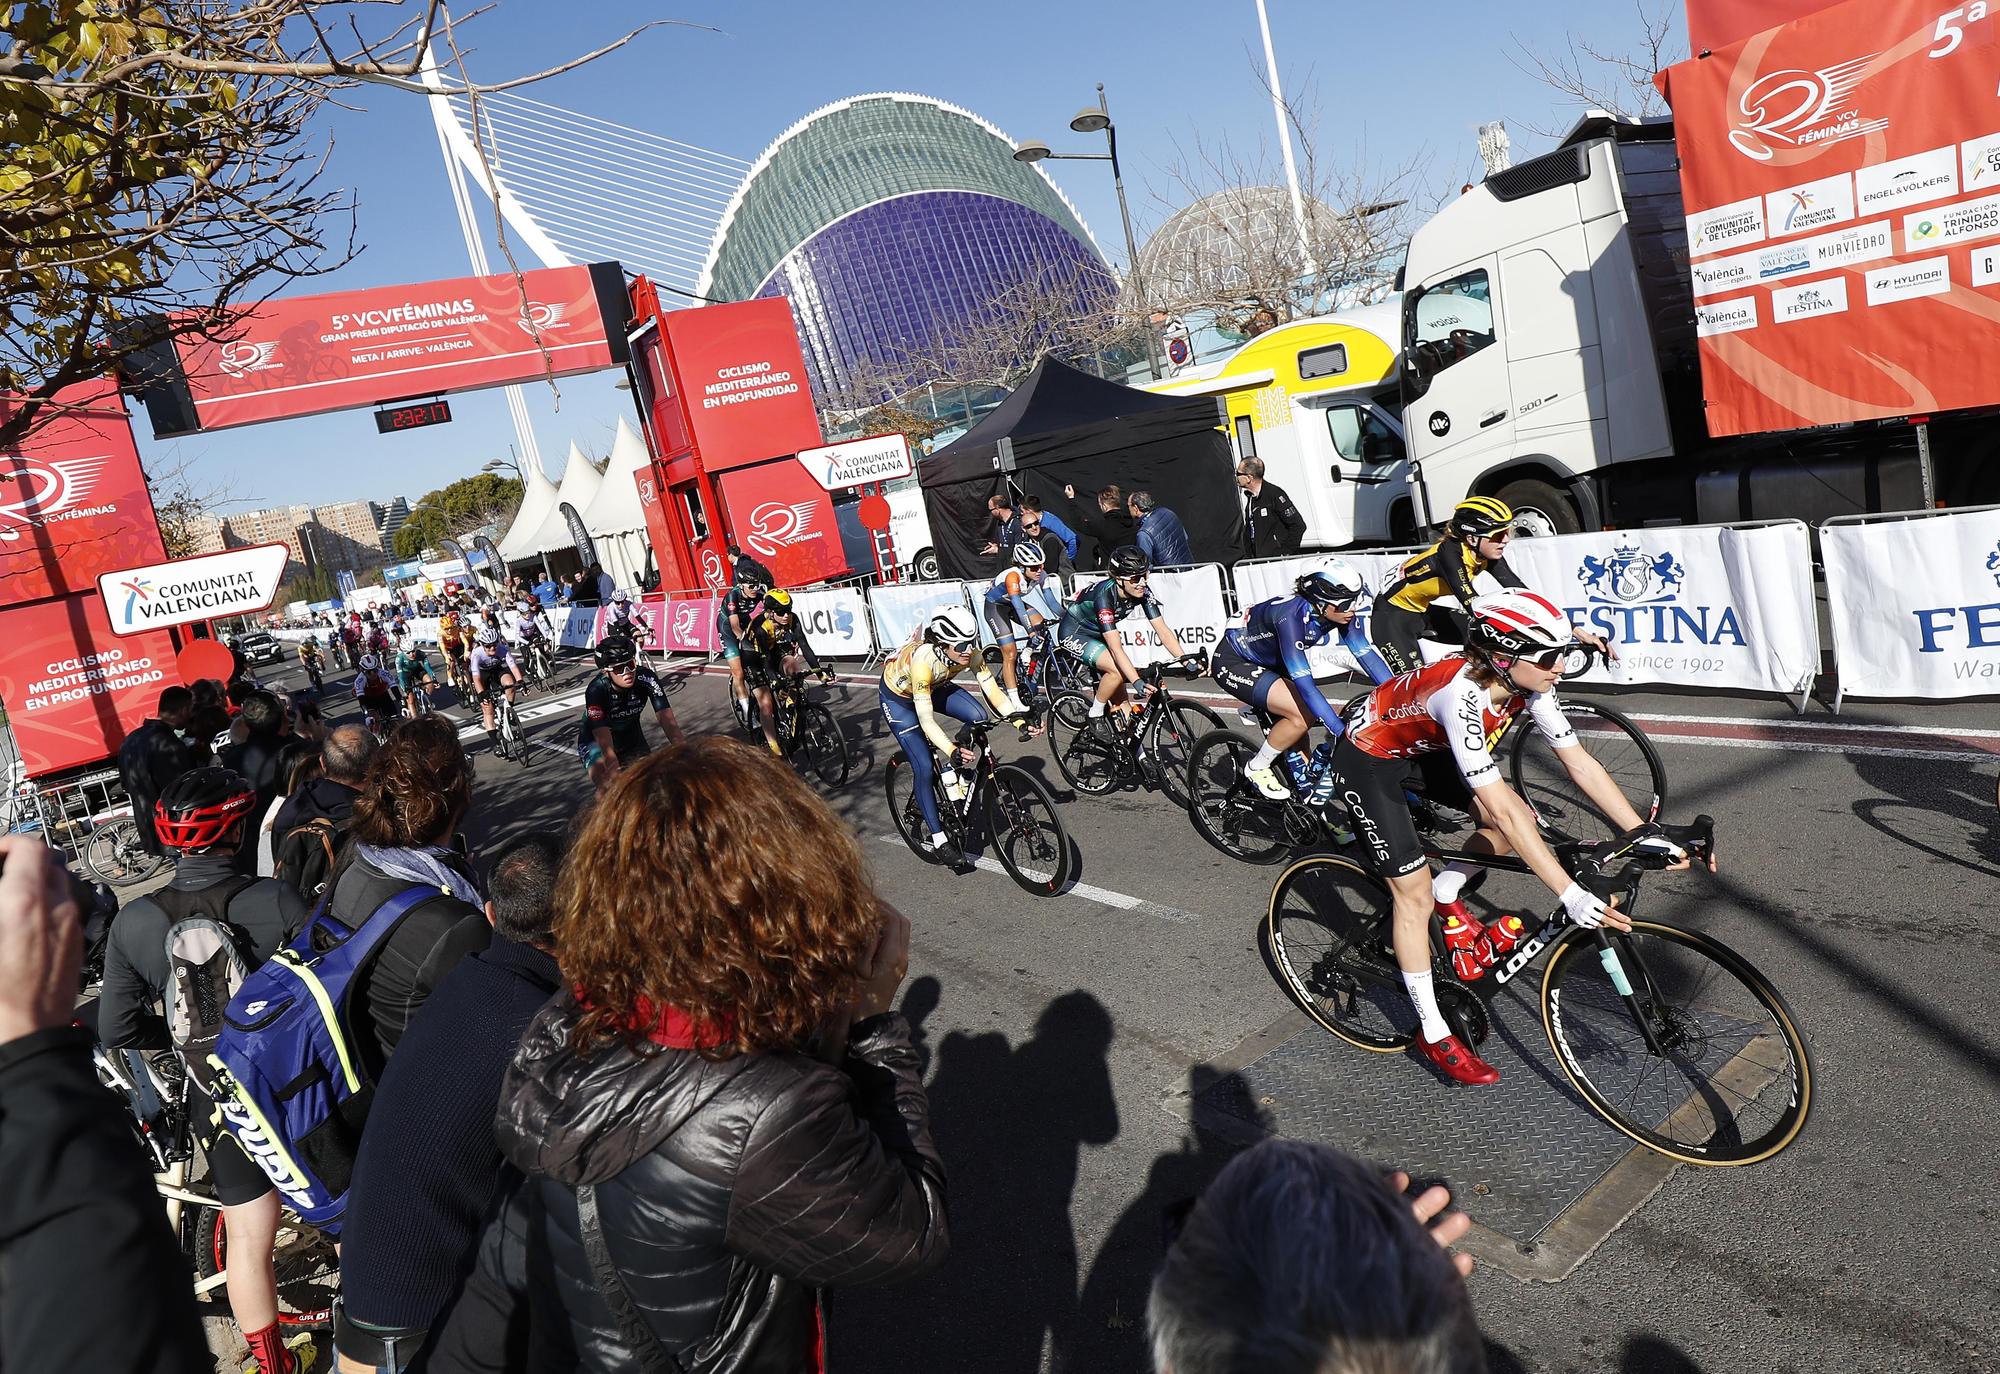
[[1396, 112, 2000, 537]]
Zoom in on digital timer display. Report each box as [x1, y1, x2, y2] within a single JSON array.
[[375, 399, 452, 434]]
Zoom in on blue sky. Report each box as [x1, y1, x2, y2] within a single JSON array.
[[136, 0, 1684, 514]]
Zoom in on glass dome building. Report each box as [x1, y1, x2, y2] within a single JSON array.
[[697, 93, 1117, 409]]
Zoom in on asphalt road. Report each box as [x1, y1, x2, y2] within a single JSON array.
[[270, 651, 2000, 1374]]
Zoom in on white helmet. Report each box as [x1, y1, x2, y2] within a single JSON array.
[[1012, 540, 1046, 569], [1296, 556, 1367, 611], [475, 626, 500, 647], [1468, 591, 1575, 658], [359, 653, 379, 671], [927, 605, 979, 651], [613, 589, 630, 604], [517, 599, 533, 613]]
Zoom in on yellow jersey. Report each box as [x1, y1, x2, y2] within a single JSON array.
[[881, 640, 1012, 754], [1381, 536, 1524, 615]]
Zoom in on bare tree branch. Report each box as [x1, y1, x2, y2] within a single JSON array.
[[1508, 1, 1685, 139]]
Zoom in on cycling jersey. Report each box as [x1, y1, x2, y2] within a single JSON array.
[[514, 614, 546, 642], [395, 651, 431, 689], [1220, 594, 1393, 735], [881, 639, 1011, 755], [353, 670, 398, 703], [1380, 536, 1526, 615], [577, 666, 670, 759], [740, 612, 820, 671], [984, 568, 1063, 626], [469, 645, 517, 684], [1346, 656, 1576, 786], [1059, 577, 1165, 643]]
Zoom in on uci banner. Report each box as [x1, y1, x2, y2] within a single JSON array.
[[1502, 522, 1819, 696], [793, 587, 874, 656], [1820, 505, 2000, 697], [1660, 0, 2000, 435]]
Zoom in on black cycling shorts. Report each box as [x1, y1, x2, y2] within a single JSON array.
[[1330, 735, 1471, 880], [1370, 602, 1469, 678], [189, 1085, 275, 1208]]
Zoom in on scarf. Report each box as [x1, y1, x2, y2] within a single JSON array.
[[351, 841, 483, 909]]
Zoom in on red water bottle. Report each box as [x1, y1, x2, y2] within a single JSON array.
[[1439, 906, 1494, 981]]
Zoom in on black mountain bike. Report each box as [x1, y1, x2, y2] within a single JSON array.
[[1045, 660, 1221, 810], [1263, 818, 1814, 1165], [887, 720, 1074, 895], [755, 668, 851, 788]]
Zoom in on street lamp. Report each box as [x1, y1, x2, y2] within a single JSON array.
[[1013, 83, 1159, 380]]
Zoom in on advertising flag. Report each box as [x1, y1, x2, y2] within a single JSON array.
[[0, 381, 166, 603]]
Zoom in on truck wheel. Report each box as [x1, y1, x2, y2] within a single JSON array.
[[1493, 478, 1582, 537], [913, 548, 941, 581]]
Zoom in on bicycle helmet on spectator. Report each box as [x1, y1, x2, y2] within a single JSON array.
[[359, 653, 379, 671], [1448, 495, 1517, 541], [927, 606, 979, 652], [1012, 541, 1047, 569], [1108, 546, 1151, 577], [764, 588, 794, 614], [474, 627, 499, 647], [1296, 556, 1367, 612], [154, 767, 258, 852], [1467, 591, 1575, 659], [595, 634, 638, 669]]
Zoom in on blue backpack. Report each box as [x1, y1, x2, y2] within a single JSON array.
[[207, 885, 435, 1234]]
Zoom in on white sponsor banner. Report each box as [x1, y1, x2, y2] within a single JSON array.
[[556, 606, 598, 651], [1902, 192, 2000, 251], [1772, 276, 1850, 322], [406, 616, 441, 647], [1856, 145, 1957, 214], [98, 543, 290, 635], [1974, 246, 2000, 287], [1765, 172, 1855, 239], [1865, 256, 1951, 306], [1696, 297, 1759, 336], [796, 433, 912, 490], [1112, 563, 1232, 667], [1502, 522, 1818, 695], [793, 587, 873, 656], [1960, 130, 2000, 192], [870, 583, 970, 654], [1821, 507, 2000, 698], [1688, 194, 1766, 254]]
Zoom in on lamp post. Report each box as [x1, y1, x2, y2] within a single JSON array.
[[1013, 83, 1159, 380]]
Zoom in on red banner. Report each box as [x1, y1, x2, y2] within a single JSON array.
[[718, 459, 846, 587], [0, 381, 165, 603], [171, 264, 620, 432], [1663, 0, 2000, 435], [0, 594, 180, 777], [660, 298, 823, 472], [659, 596, 719, 654]]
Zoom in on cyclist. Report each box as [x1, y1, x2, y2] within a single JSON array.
[[339, 617, 363, 670], [394, 642, 436, 719], [1057, 545, 1205, 739], [468, 626, 521, 740], [604, 588, 642, 641], [577, 633, 685, 792], [982, 541, 1065, 716], [715, 574, 767, 724], [879, 606, 1021, 859], [438, 607, 470, 694], [352, 653, 401, 733], [364, 618, 392, 663], [97, 768, 316, 1374], [1333, 590, 1683, 1087], [513, 599, 553, 682], [1372, 496, 1615, 676], [1211, 557, 1392, 801], [739, 588, 833, 758], [297, 636, 324, 691]]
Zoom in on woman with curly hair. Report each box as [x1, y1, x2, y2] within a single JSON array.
[[488, 737, 946, 1372]]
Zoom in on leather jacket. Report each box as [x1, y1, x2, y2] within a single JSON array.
[[494, 999, 948, 1373]]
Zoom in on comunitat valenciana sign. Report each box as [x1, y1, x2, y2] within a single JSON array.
[[797, 433, 913, 490], [96, 544, 291, 635]]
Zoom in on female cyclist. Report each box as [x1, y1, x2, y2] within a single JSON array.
[[879, 606, 1020, 860]]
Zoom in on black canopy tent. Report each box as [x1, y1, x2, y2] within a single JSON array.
[[918, 358, 1243, 579]]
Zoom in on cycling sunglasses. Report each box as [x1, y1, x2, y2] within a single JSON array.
[[1507, 643, 1590, 674]]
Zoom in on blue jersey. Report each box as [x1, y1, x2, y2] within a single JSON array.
[[1225, 594, 1393, 735]]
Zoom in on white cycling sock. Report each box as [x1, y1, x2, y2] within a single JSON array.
[[1087, 699, 1107, 718], [1402, 969, 1452, 1043], [1432, 862, 1481, 906], [1247, 742, 1279, 772], [929, 831, 951, 850]]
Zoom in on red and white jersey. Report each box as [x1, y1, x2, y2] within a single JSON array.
[[1346, 656, 1576, 786]]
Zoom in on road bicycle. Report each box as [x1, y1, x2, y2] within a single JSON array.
[[484, 685, 530, 765], [990, 621, 1091, 723], [82, 803, 169, 887], [887, 719, 1074, 895], [516, 636, 555, 694], [1263, 817, 1814, 1165], [1045, 659, 1221, 811], [301, 654, 323, 693], [749, 667, 851, 788], [404, 677, 435, 718]]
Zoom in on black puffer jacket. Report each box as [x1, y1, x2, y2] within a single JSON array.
[[494, 998, 948, 1373]]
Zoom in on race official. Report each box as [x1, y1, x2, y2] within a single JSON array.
[[1238, 456, 1307, 558]]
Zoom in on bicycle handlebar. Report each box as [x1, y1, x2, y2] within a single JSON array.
[[1568, 815, 1716, 896]]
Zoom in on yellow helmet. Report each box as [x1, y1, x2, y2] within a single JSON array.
[[764, 588, 794, 613], [1449, 496, 1516, 539]]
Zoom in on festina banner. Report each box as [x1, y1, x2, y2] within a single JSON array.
[[97, 544, 290, 635], [1660, 0, 2000, 435], [0, 593, 180, 776], [1821, 505, 2000, 696], [797, 434, 913, 491], [1502, 522, 1819, 695], [164, 263, 626, 434]]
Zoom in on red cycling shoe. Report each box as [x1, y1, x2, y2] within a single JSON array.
[[1416, 1033, 1500, 1085]]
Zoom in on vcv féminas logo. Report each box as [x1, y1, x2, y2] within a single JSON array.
[[744, 500, 822, 559], [1729, 54, 1886, 162], [0, 455, 115, 542], [517, 301, 569, 334], [217, 340, 281, 378], [1573, 540, 1745, 646], [671, 602, 702, 641]]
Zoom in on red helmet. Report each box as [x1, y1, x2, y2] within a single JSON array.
[[153, 767, 258, 851]]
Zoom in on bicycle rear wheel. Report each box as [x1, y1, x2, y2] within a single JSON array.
[[799, 705, 851, 787], [1510, 700, 1666, 845], [1046, 691, 1124, 795], [198, 1206, 340, 1328], [1540, 920, 1814, 1165], [1186, 731, 1298, 865], [1148, 699, 1225, 810], [885, 758, 956, 863], [1265, 855, 1412, 1050], [86, 820, 167, 887], [983, 764, 1073, 895]]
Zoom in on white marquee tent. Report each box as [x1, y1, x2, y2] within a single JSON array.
[[496, 453, 561, 566], [580, 417, 654, 592], [513, 442, 604, 566]]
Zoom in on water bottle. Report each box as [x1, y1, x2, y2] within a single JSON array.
[[1304, 743, 1339, 805], [1284, 750, 1316, 793]]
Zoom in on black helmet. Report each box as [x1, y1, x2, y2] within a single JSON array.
[[1107, 546, 1151, 577], [594, 633, 638, 669], [1448, 495, 1517, 540], [154, 767, 258, 851]]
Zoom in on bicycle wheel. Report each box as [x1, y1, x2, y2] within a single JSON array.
[[1046, 691, 1124, 796], [1187, 731, 1298, 865], [1264, 855, 1412, 1050], [198, 1206, 340, 1328], [983, 764, 1073, 895], [1509, 700, 1666, 845], [86, 820, 166, 887], [1540, 919, 1814, 1165], [885, 758, 952, 863], [1148, 698, 1225, 810], [799, 705, 852, 788]]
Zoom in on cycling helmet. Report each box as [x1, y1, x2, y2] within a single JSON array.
[[474, 627, 499, 647], [595, 634, 639, 669], [927, 605, 979, 652], [154, 767, 258, 851], [359, 653, 379, 671], [517, 599, 534, 613], [1108, 546, 1151, 577], [1467, 591, 1575, 659], [612, 589, 630, 605], [1012, 541, 1047, 569], [764, 588, 794, 614], [1296, 556, 1367, 611], [1449, 495, 1517, 540], [736, 574, 769, 596]]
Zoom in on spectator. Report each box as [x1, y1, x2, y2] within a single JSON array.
[[568, 569, 598, 608], [115, 686, 201, 858], [0, 836, 212, 1374], [727, 538, 774, 592], [1019, 494, 1079, 563], [1129, 490, 1193, 567], [1018, 502, 1075, 576], [592, 561, 616, 604], [323, 714, 489, 1077], [255, 745, 323, 878], [1147, 1139, 1482, 1374], [1066, 482, 1137, 568], [532, 573, 560, 607], [1237, 455, 1308, 559], [271, 722, 376, 903], [489, 740, 948, 1369], [980, 491, 1023, 559], [337, 834, 566, 1371], [188, 679, 231, 756], [221, 690, 291, 823]]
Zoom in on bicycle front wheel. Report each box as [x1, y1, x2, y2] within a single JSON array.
[[1046, 691, 1122, 796], [1541, 920, 1814, 1165], [799, 705, 851, 788], [1509, 700, 1666, 845], [1187, 731, 1296, 865], [86, 820, 166, 887], [983, 764, 1073, 895], [1148, 698, 1225, 810], [1264, 855, 1411, 1051]]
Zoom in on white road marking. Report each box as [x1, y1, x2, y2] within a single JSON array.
[[874, 835, 1196, 922]]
